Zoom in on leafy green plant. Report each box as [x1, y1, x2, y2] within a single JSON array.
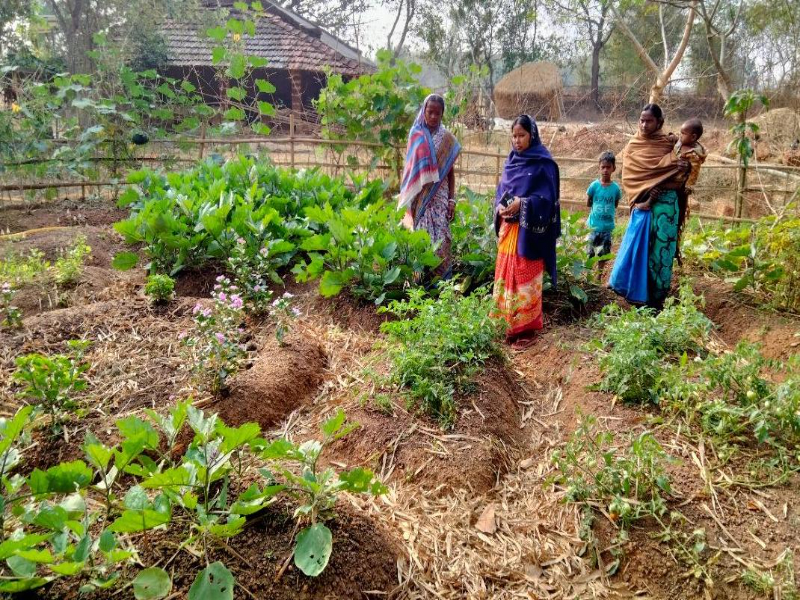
[[379, 283, 505, 427], [724, 89, 769, 218], [1, 282, 22, 328], [589, 285, 713, 403], [315, 50, 429, 187], [53, 236, 91, 286], [555, 211, 612, 305], [293, 200, 441, 304], [13, 340, 91, 437], [551, 414, 673, 527], [144, 274, 175, 304], [0, 249, 49, 286], [270, 292, 300, 345], [227, 236, 294, 313], [450, 188, 497, 292], [260, 409, 387, 576]]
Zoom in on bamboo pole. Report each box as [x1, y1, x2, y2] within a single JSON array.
[[289, 113, 295, 170]]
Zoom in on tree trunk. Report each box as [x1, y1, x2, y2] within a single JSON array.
[[590, 42, 602, 109]]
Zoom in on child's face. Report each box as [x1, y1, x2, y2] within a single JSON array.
[[599, 160, 615, 180], [512, 123, 532, 152], [679, 123, 699, 146]]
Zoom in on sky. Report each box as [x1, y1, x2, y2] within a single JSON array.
[[348, 2, 420, 59]]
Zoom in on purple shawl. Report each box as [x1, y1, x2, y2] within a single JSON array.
[[494, 137, 561, 286]]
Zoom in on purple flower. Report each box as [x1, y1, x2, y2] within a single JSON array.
[[230, 294, 243, 309], [178, 330, 188, 340], [282, 292, 294, 299], [215, 332, 226, 343], [218, 292, 227, 302], [202, 308, 212, 318], [292, 307, 301, 317], [193, 303, 203, 315], [236, 237, 246, 245], [216, 275, 226, 282], [253, 285, 262, 292], [271, 298, 280, 308]]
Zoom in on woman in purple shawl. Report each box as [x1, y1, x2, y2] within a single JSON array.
[[493, 115, 561, 348]]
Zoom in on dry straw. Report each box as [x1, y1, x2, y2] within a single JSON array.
[[494, 62, 564, 122]]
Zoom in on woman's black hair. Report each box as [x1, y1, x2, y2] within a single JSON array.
[[641, 103, 665, 127], [512, 114, 540, 144], [426, 94, 445, 111]]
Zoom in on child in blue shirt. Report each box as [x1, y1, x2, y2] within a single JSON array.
[[586, 151, 622, 258]]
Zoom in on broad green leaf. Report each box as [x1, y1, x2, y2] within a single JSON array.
[[108, 510, 170, 533], [206, 26, 226, 41], [260, 438, 301, 461], [208, 517, 245, 538], [49, 561, 84, 576], [116, 416, 160, 449], [255, 79, 276, 94], [33, 505, 68, 531], [15, 548, 54, 564], [0, 406, 33, 458], [338, 467, 387, 495], [218, 422, 261, 454], [0, 536, 49, 561], [226, 86, 246, 102], [124, 485, 150, 511], [0, 577, 51, 592], [7, 555, 38, 578], [227, 54, 246, 79], [188, 561, 234, 600], [224, 107, 245, 121], [73, 535, 91, 563], [294, 524, 332, 577], [212, 46, 226, 64], [28, 461, 93, 495], [321, 409, 346, 438], [99, 530, 116, 553], [320, 269, 354, 297], [112, 252, 139, 271], [257, 101, 275, 116], [249, 57, 268, 68], [141, 467, 194, 490], [133, 567, 172, 600]]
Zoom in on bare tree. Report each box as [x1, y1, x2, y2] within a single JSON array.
[[549, 0, 614, 109], [386, 0, 417, 55], [696, 0, 744, 101], [611, 0, 697, 104]]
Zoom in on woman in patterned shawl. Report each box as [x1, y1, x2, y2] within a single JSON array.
[[398, 94, 462, 278], [609, 103, 691, 308]]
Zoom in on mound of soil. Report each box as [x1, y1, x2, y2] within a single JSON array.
[[331, 361, 528, 495], [693, 277, 800, 360], [0, 225, 129, 270], [42, 501, 401, 600], [206, 333, 327, 430]]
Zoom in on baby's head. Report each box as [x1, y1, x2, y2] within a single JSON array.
[[680, 118, 703, 146], [598, 150, 616, 181]]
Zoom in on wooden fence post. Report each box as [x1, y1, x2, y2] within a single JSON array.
[[199, 122, 207, 160], [289, 113, 296, 170]]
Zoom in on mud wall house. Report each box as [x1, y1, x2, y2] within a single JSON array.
[[160, 0, 374, 128]]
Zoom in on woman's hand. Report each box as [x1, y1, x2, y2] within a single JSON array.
[[447, 199, 456, 222], [499, 196, 522, 221]]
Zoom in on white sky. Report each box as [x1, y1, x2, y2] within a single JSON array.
[[351, 1, 421, 59]]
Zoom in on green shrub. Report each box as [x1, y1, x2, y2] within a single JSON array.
[[144, 273, 175, 303], [53, 236, 91, 286], [450, 188, 496, 292], [590, 285, 713, 403], [551, 414, 673, 527], [1, 282, 23, 328], [0, 249, 49, 285], [13, 340, 91, 437], [379, 283, 505, 427]]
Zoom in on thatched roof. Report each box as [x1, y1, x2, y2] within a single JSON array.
[[494, 62, 563, 120]]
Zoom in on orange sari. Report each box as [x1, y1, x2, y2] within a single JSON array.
[[493, 221, 544, 337]]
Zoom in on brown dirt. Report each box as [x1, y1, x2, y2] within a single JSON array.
[[330, 361, 529, 495], [204, 332, 327, 431], [0, 225, 130, 270], [692, 276, 800, 361], [0, 199, 127, 234], [40, 501, 401, 600]]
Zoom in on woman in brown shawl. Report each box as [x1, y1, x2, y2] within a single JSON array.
[[609, 103, 690, 308]]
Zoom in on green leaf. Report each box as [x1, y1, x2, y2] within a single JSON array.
[[33, 506, 68, 531], [108, 510, 170, 533], [0, 577, 51, 592], [28, 461, 93, 495], [294, 524, 332, 577], [255, 79, 276, 94], [224, 107, 245, 121], [208, 517, 245, 538], [49, 561, 84, 576], [99, 530, 116, 553], [249, 57, 268, 69], [206, 26, 227, 41], [188, 562, 234, 600], [7, 555, 37, 577], [0, 536, 49, 561], [123, 485, 150, 511], [338, 467, 387, 495], [0, 406, 33, 458], [141, 466, 195, 490], [133, 567, 172, 600], [227, 54, 247, 79], [212, 46, 227, 64], [116, 416, 159, 449], [320, 269, 354, 297], [569, 284, 588, 304], [15, 548, 54, 564], [226, 86, 246, 102], [218, 422, 261, 453], [258, 101, 275, 116], [321, 408, 346, 438]]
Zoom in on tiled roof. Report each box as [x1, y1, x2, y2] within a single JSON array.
[[161, 11, 372, 76]]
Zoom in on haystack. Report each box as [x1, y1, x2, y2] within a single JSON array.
[[494, 62, 564, 121], [750, 107, 800, 162]]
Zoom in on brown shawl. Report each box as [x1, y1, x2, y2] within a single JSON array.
[[621, 130, 681, 206]]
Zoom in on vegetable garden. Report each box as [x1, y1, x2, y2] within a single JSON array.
[[2, 10, 800, 599]]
